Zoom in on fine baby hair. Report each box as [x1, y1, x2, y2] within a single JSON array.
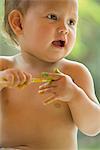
[[4, 0, 32, 44]]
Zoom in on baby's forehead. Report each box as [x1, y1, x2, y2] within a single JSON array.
[[33, 0, 77, 2], [30, 0, 78, 5], [32, 0, 78, 16], [33, 0, 78, 10]]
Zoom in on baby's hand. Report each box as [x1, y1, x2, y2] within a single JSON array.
[[39, 70, 77, 105], [0, 68, 32, 89]]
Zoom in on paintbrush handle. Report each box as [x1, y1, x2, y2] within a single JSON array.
[[0, 77, 51, 84], [0, 69, 61, 84], [31, 78, 51, 83]]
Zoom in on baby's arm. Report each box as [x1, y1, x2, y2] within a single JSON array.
[[67, 63, 100, 136], [38, 64, 100, 136], [0, 57, 32, 91]]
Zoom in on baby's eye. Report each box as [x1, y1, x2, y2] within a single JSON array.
[[47, 14, 58, 21], [67, 19, 76, 27]]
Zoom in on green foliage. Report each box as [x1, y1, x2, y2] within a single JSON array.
[[0, 0, 4, 26], [70, 0, 100, 60], [68, 0, 100, 103], [0, 0, 18, 55]]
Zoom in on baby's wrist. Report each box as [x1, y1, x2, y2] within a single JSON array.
[[68, 83, 81, 103]]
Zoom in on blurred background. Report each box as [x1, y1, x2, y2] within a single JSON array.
[[0, 0, 100, 150]]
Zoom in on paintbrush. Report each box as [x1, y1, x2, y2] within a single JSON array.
[[0, 68, 61, 84]]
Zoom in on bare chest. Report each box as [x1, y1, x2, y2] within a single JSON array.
[[0, 84, 76, 148]]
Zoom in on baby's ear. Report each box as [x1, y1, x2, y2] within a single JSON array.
[[8, 10, 23, 36]]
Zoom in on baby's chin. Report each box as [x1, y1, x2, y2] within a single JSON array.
[[43, 54, 65, 62]]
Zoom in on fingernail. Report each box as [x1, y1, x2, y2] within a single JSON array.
[[38, 90, 44, 94], [54, 68, 61, 73], [43, 100, 51, 105], [39, 86, 42, 89], [43, 102, 49, 106]]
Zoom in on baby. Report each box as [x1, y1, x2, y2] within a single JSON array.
[[0, 0, 100, 150]]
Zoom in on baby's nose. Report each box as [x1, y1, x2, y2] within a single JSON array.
[[57, 26, 69, 35]]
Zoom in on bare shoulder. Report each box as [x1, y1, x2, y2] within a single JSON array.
[[0, 55, 15, 71], [60, 58, 90, 75], [61, 58, 93, 81], [60, 59, 99, 103]]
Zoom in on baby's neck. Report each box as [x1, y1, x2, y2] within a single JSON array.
[[17, 52, 58, 71]]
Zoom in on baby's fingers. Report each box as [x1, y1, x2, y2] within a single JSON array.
[[5, 69, 26, 88], [41, 72, 62, 82], [18, 72, 32, 88], [22, 72, 32, 85], [0, 77, 11, 88], [43, 94, 57, 105], [0, 69, 32, 88], [1, 72, 14, 87], [39, 82, 57, 90]]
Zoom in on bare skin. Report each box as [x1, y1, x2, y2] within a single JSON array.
[[0, 52, 100, 150], [0, 0, 100, 149], [0, 55, 78, 150]]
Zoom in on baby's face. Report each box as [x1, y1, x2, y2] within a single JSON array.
[[19, 0, 78, 62]]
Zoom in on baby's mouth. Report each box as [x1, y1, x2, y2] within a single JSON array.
[[52, 40, 65, 48]]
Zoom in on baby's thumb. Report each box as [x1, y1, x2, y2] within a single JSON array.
[[53, 68, 65, 76]]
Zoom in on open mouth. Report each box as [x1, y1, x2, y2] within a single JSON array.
[[52, 40, 65, 48]]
